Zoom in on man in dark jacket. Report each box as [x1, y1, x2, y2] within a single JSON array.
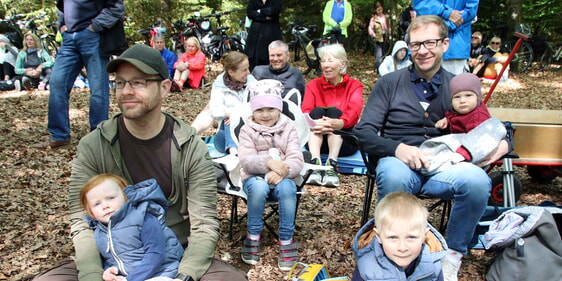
[[354, 15, 509, 281], [35, 0, 123, 149], [251, 40, 305, 104]]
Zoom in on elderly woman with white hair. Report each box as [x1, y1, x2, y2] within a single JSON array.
[[301, 44, 363, 187]]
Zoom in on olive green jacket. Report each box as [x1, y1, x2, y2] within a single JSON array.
[[69, 112, 218, 281]]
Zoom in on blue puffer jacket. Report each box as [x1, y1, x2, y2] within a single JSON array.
[[413, 0, 479, 60], [86, 179, 184, 280], [352, 219, 447, 281]]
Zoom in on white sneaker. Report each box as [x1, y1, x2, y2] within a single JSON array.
[[441, 254, 462, 281], [322, 159, 340, 187], [306, 158, 323, 185], [306, 170, 323, 185], [14, 80, 21, 91]]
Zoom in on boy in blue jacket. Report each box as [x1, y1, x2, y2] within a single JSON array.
[[352, 192, 447, 281], [80, 174, 184, 281]]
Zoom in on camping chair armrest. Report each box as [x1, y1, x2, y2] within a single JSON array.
[[334, 129, 360, 149]]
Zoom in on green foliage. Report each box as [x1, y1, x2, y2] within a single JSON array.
[[1, 0, 560, 47]]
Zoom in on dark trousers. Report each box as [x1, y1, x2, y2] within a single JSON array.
[[32, 258, 248, 281]]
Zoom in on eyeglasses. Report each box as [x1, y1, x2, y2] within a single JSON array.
[[490, 41, 501, 45], [110, 78, 162, 89], [408, 38, 444, 51]]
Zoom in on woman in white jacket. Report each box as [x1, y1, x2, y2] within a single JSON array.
[[378, 40, 412, 76], [209, 51, 257, 154]]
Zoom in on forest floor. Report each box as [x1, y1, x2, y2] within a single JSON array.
[[1, 52, 561, 281]]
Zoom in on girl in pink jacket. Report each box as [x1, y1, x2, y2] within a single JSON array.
[[237, 80, 304, 271]]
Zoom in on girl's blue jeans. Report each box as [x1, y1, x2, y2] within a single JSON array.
[[376, 157, 491, 254], [243, 176, 297, 241]]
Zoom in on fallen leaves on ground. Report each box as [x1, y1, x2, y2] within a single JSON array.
[[0, 54, 560, 281]]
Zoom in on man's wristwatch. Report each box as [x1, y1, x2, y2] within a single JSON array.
[[176, 273, 194, 281]]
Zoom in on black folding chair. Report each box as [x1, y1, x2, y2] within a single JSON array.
[[334, 130, 452, 232]]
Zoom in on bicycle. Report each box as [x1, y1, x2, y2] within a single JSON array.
[[201, 10, 244, 61], [530, 37, 562, 72], [349, 17, 375, 55], [543, 43, 562, 71], [284, 19, 321, 76], [170, 12, 214, 56], [0, 14, 25, 49], [504, 24, 534, 74], [137, 20, 167, 46]]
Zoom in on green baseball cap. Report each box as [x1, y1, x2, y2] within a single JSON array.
[[106, 44, 169, 79]]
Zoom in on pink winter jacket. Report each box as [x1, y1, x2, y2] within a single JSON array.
[[238, 115, 304, 182]]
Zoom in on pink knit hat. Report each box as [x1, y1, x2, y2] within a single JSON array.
[[449, 73, 482, 99], [248, 79, 284, 111]]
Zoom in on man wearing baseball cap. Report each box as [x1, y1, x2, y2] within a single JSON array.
[[33, 44, 247, 281]]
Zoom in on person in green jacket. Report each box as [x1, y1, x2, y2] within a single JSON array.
[[31, 44, 248, 281], [14, 32, 54, 90], [322, 0, 353, 45]]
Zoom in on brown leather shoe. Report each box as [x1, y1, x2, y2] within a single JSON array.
[[33, 140, 71, 149]]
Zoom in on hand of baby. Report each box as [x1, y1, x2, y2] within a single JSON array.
[[435, 117, 448, 130]]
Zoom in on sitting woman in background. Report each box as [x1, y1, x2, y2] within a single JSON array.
[[302, 44, 363, 187], [14, 32, 54, 90], [209, 51, 257, 154], [378, 40, 411, 76], [173, 36, 206, 89], [473, 36, 509, 80], [0, 35, 18, 82]]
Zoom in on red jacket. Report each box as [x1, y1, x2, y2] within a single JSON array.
[[174, 50, 206, 88], [302, 73, 364, 129]]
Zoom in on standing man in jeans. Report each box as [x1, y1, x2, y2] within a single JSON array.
[[36, 0, 124, 148], [354, 15, 509, 281]]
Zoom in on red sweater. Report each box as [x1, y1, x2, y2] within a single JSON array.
[[302, 73, 364, 129], [445, 103, 492, 160]]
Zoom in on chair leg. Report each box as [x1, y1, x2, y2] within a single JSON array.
[[439, 200, 452, 233], [229, 195, 238, 241], [361, 176, 376, 226]]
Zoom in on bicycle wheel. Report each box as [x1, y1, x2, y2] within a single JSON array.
[[351, 33, 369, 55], [220, 40, 231, 57], [507, 40, 533, 74], [552, 45, 562, 71], [46, 38, 59, 58], [536, 41, 553, 72]]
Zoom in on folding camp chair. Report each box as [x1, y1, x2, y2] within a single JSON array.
[[213, 89, 328, 240], [334, 130, 452, 232]]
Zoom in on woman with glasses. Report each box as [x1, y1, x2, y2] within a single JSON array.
[[475, 36, 509, 80], [301, 44, 363, 187]]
